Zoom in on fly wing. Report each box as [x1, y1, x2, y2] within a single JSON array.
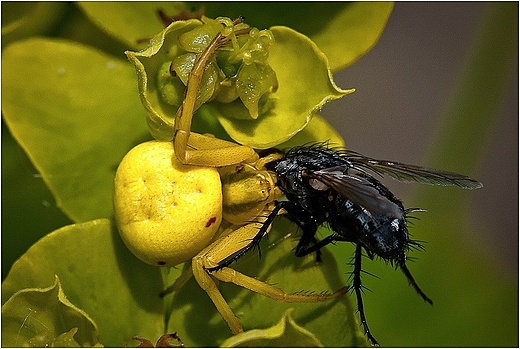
[[309, 167, 404, 218], [347, 155, 483, 190]]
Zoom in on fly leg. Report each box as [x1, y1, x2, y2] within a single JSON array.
[[279, 202, 322, 261], [353, 243, 379, 346], [279, 202, 356, 262], [399, 261, 433, 304]]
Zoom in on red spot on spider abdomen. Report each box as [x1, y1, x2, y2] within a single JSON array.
[[206, 216, 217, 227]]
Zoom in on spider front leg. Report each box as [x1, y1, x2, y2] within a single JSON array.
[[191, 204, 348, 334], [173, 21, 257, 167], [176, 132, 258, 167]]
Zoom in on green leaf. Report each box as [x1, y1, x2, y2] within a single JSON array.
[[166, 218, 368, 347], [77, 2, 190, 50], [2, 38, 150, 223], [2, 275, 101, 347], [56, 4, 131, 60], [1, 2, 70, 47], [1, 219, 165, 347], [1, 126, 73, 279], [220, 309, 324, 347], [303, 2, 393, 71], [278, 114, 345, 150]]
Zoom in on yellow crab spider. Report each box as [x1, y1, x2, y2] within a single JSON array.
[[168, 18, 348, 334], [116, 17, 347, 335], [172, 17, 349, 333]]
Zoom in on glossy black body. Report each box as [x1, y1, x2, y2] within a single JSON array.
[[267, 146, 424, 345], [271, 146, 412, 262]]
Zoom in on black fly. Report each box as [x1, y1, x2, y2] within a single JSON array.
[[257, 144, 482, 345], [211, 144, 482, 345]]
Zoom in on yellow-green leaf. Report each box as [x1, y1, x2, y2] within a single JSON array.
[[2, 2, 69, 47], [77, 2, 189, 49], [220, 309, 323, 347], [279, 114, 345, 150], [2, 38, 149, 222], [1, 219, 164, 347], [1, 276, 101, 347], [305, 2, 393, 71]]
